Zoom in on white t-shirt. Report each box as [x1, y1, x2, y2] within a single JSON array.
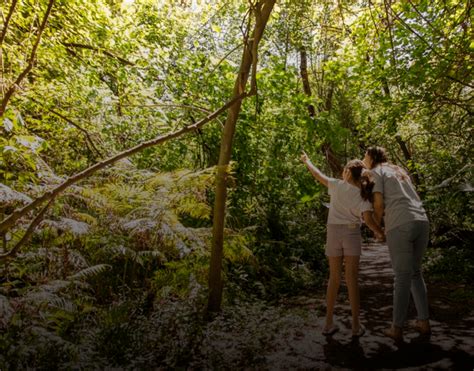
[[327, 178, 373, 225]]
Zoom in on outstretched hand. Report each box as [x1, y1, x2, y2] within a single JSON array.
[[300, 150, 309, 164]]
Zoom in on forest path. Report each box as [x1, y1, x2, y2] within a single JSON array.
[[262, 242, 474, 370]]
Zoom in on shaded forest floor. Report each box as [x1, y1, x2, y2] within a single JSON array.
[[3, 243, 474, 369], [205, 242, 474, 370]]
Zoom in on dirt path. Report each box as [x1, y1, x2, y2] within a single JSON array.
[[261, 242, 474, 370]]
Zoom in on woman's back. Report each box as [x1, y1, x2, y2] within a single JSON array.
[[371, 164, 428, 232]]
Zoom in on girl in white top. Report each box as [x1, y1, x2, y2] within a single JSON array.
[[301, 153, 384, 337]]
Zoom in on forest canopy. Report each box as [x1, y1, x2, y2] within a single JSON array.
[[0, 0, 472, 368]]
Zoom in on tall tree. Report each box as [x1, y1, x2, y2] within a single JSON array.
[[207, 0, 276, 313]]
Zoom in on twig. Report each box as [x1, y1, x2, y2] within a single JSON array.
[[0, 0, 18, 46], [29, 97, 104, 157], [61, 42, 135, 66]]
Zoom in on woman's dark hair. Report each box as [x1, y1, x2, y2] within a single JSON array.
[[345, 159, 375, 202], [366, 146, 388, 167], [366, 146, 410, 181]]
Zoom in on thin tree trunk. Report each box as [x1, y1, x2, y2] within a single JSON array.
[[381, 74, 421, 185], [299, 47, 342, 176], [207, 0, 276, 313], [300, 49, 316, 117], [0, 0, 55, 117]]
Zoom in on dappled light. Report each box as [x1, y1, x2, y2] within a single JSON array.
[[0, 0, 472, 368]]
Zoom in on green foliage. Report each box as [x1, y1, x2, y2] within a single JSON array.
[[0, 0, 472, 367]]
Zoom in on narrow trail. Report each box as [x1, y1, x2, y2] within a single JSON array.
[[262, 242, 474, 370]]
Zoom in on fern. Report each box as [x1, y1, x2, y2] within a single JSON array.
[[48, 297, 76, 313], [40, 280, 71, 293], [0, 294, 14, 326], [102, 245, 165, 266], [68, 264, 111, 281], [40, 217, 90, 236], [0, 183, 32, 206]]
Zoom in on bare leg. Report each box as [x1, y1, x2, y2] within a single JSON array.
[[344, 255, 361, 334], [325, 256, 343, 329]]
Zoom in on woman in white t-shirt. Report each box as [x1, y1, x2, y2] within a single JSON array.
[[301, 153, 384, 337]]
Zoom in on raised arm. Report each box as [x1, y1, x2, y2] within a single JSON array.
[[301, 151, 329, 187]]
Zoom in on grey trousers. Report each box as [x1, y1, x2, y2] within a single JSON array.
[[386, 221, 430, 327]]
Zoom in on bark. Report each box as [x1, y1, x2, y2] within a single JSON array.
[[0, 0, 55, 117], [299, 49, 316, 117], [0, 0, 18, 46], [207, 0, 276, 313], [0, 92, 249, 237]]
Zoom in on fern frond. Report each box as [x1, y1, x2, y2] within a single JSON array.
[[121, 218, 157, 233], [102, 245, 137, 260], [0, 183, 32, 206], [72, 212, 98, 227], [0, 294, 14, 326], [40, 280, 71, 293], [31, 326, 71, 345], [68, 264, 111, 281], [224, 234, 255, 263], [67, 250, 88, 270], [24, 290, 59, 305], [145, 172, 175, 189], [40, 217, 90, 236], [48, 297, 76, 313], [137, 250, 165, 260]]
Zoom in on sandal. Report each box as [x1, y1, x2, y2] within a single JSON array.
[[352, 324, 366, 338], [322, 324, 339, 336]]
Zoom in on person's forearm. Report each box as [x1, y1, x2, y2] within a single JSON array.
[[373, 192, 384, 226], [305, 161, 329, 187], [363, 211, 384, 237]]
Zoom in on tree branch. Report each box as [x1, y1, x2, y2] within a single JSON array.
[[0, 197, 55, 261], [0, 0, 18, 46], [0, 0, 54, 117], [29, 97, 104, 157], [61, 42, 135, 66], [0, 91, 251, 235]]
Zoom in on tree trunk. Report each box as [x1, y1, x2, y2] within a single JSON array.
[[381, 77, 421, 186], [207, 0, 276, 313], [299, 47, 343, 176]]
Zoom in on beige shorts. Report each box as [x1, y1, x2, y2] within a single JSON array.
[[326, 224, 362, 257]]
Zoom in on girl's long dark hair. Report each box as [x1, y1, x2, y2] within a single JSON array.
[[345, 159, 375, 202]]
